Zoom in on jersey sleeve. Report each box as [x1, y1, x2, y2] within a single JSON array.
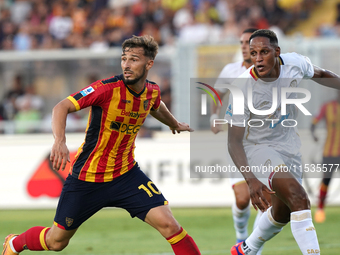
[[312, 103, 326, 125], [214, 64, 235, 93], [300, 55, 314, 79], [288, 52, 314, 79], [67, 82, 108, 111]]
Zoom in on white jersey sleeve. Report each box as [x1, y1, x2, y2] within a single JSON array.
[[214, 61, 247, 93], [280, 52, 314, 79]]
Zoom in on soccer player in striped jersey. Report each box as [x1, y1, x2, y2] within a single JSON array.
[[311, 90, 340, 223], [211, 28, 270, 254], [2, 35, 201, 255], [228, 29, 340, 255]]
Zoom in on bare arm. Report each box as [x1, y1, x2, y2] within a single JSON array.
[[310, 123, 318, 142], [150, 101, 193, 134], [210, 90, 226, 134], [50, 98, 77, 171], [228, 124, 274, 211], [312, 65, 340, 89]]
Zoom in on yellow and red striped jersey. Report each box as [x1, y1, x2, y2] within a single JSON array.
[[312, 101, 340, 157], [67, 74, 161, 182]]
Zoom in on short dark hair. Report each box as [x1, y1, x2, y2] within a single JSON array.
[[249, 29, 278, 47], [242, 28, 258, 34], [122, 35, 159, 60]]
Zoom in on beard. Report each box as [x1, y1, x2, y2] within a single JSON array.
[[123, 67, 146, 85]]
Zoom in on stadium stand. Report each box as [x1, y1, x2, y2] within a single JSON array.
[[0, 0, 322, 134], [0, 0, 320, 50]]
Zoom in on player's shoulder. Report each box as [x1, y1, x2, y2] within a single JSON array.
[[280, 52, 309, 66], [223, 61, 244, 70], [146, 79, 160, 91], [83, 74, 123, 94], [220, 61, 244, 74], [231, 66, 254, 90], [100, 74, 124, 86]]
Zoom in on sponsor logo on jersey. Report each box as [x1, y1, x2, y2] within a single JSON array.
[[80, 86, 95, 96], [110, 121, 141, 134], [110, 121, 122, 131], [121, 99, 131, 104], [121, 110, 146, 119], [226, 104, 232, 116]]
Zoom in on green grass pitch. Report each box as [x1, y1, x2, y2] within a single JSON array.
[[0, 207, 339, 254]]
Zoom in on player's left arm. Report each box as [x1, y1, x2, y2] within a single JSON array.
[[150, 100, 193, 134], [312, 65, 340, 89]]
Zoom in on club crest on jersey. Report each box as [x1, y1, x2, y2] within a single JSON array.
[[66, 217, 74, 227], [80, 86, 95, 97], [143, 100, 149, 111]]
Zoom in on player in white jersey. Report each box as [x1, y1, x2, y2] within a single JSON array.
[[228, 29, 340, 255], [211, 29, 270, 251]]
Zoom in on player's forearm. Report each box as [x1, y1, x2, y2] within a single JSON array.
[[312, 66, 340, 89], [51, 100, 73, 142], [150, 101, 179, 129]]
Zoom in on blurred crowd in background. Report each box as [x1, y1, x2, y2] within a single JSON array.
[[0, 0, 322, 50], [0, 0, 335, 134]]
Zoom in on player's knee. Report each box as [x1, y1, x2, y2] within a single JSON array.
[[236, 197, 250, 209], [158, 219, 181, 237], [48, 240, 69, 251], [289, 188, 310, 211]]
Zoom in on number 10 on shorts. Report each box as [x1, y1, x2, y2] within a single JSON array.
[[138, 181, 162, 197]]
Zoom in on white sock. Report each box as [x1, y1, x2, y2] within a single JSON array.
[[253, 210, 263, 229], [253, 210, 264, 255], [291, 210, 320, 255], [9, 236, 18, 254], [242, 207, 286, 255], [232, 202, 251, 241]]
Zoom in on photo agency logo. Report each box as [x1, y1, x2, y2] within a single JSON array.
[[196, 82, 223, 115], [196, 80, 312, 128]]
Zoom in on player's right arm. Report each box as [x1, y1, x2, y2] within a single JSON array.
[[50, 98, 77, 172], [228, 124, 274, 212]]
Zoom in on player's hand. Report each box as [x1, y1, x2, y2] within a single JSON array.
[[170, 122, 194, 134], [247, 178, 275, 212], [210, 113, 222, 134], [211, 125, 222, 134], [50, 141, 70, 171]]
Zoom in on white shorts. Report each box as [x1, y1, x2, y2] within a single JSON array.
[[245, 145, 303, 190], [229, 175, 246, 188], [225, 146, 263, 188]]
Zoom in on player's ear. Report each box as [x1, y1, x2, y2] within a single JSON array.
[[275, 46, 281, 57], [146, 59, 154, 70]]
